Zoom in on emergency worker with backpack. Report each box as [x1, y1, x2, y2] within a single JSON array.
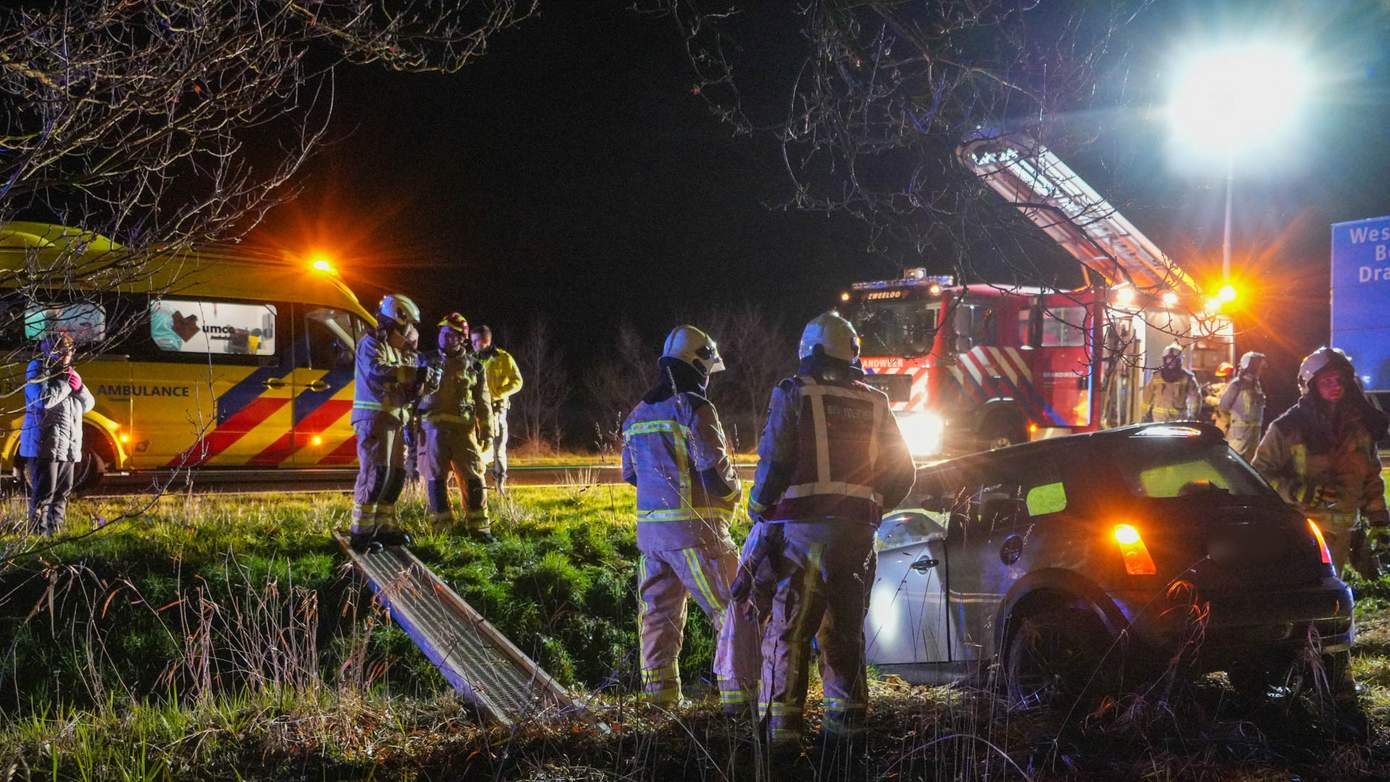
[[737, 312, 915, 750]]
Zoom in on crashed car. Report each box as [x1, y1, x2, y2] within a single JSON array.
[[865, 422, 1355, 707]]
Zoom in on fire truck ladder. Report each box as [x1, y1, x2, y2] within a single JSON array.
[[335, 534, 587, 727], [957, 130, 1203, 297]]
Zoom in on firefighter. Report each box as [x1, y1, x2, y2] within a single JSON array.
[[350, 294, 439, 550], [21, 333, 94, 536], [621, 325, 759, 711], [1143, 342, 1201, 422], [472, 325, 523, 493], [1202, 362, 1235, 432], [418, 313, 494, 541], [1220, 351, 1266, 462], [1252, 347, 1389, 578], [744, 312, 915, 747]]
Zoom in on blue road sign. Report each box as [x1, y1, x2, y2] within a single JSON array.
[[1332, 215, 1390, 392]]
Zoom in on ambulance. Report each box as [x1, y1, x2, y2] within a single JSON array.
[[1, 222, 376, 489]]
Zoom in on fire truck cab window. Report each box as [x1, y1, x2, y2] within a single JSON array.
[[953, 303, 994, 352], [850, 300, 939, 357], [302, 307, 362, 370]]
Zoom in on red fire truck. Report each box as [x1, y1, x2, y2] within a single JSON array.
[[841, 133, 1235, 457]]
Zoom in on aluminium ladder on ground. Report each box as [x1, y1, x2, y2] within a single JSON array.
[[335, 534, 587, 727]]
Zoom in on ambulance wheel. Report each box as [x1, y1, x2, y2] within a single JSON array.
[[72, 443, 107, 494]]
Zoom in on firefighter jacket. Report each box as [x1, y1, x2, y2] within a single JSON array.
[[20, 360, 95, 462], [352, 330, 420, 425], [417, 349, 492, 434], [748, 374, 915, 525], [1252, 395, 1387, 519], [1219, 376, 1265, 457], [1203, 381, 1231, 432], [1143, 369, 1201, 422], [478, 346, 523, 407], [622, 392, 741, 551]]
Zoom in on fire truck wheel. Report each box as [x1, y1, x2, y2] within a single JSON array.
[[982, 413, 1027, 450]]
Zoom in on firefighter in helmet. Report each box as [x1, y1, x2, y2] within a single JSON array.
[[621, 325, 760, 711], [417, 313, 494, 541], [1143, 342, 1201, 422], [1253, 347, 1389, 577], [742, 312, 915, 748], [350, 294, 439, 550], [1202, 361, 1235, 432], [1219, 351, 1266, 462]]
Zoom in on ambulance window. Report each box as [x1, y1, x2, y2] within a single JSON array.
[[149, 298, 278, 359], [303, 307, 357, 370], [11, 300, 108, 346]]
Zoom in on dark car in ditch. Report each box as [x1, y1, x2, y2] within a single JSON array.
[[865, 422, 1355, 707]]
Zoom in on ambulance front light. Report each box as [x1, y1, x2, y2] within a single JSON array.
[[928, 283, 942, 297], [898, 412, 944, 456]]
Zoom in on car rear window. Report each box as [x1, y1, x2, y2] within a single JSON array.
[[1112, 439, 1271, 499]]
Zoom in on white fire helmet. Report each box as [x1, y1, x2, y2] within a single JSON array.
[[662, 325, 725, 377], [1238, 351, 1266, 375], [1298, 346, 1353, 393], [1162, 342, 1184, 360], [800, 312, 861, 362], [378, 294, 421, 329]]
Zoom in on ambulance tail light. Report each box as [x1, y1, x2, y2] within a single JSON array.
[[1113, 523, 1157, 576], [1306, 518, 1333, 566]]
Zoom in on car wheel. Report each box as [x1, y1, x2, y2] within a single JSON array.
[[1004, 603, 1116, 711]]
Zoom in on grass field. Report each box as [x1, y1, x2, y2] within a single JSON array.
[[1, 482, 1389, 780]]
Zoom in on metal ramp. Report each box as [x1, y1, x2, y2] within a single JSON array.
[[335, 534, 585, 726]]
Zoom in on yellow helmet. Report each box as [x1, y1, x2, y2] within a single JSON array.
[[799, 312, 860, 362], [662, 325, 725, 376]]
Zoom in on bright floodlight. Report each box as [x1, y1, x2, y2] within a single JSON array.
[[311, 257, 335, 274], [1168, 44, 1309, 154]]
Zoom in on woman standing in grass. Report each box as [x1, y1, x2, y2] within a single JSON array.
[[21, 333, 94, 536]]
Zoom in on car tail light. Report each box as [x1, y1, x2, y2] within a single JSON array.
[[1306, 518, 1333, 566], [1113, 523, 1157, 576]]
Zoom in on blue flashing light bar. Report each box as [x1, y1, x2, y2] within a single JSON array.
[[851, 269, 955, 291]]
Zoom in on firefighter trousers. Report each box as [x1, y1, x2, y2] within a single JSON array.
[[637, 541, 760, 709], [352, 412, 407, 535], [418, 419, 489, 533], [760, 520, 876, 744]]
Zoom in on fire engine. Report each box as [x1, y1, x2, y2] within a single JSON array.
[[841, 133, 1235, 456]]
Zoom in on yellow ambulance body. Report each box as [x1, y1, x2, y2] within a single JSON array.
[[2, 222, 378, 487]]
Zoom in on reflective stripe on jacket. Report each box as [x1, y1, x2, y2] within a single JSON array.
[[749, 375, 915, 525], [622, 392, 740, 551], [1252, 398, 1386, 517], [20, 359, 96, 462], [352, 330, 415, 424], [480, 347, 523, 405]]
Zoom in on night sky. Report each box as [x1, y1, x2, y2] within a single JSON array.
[[254, 1, 1390, 416]]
